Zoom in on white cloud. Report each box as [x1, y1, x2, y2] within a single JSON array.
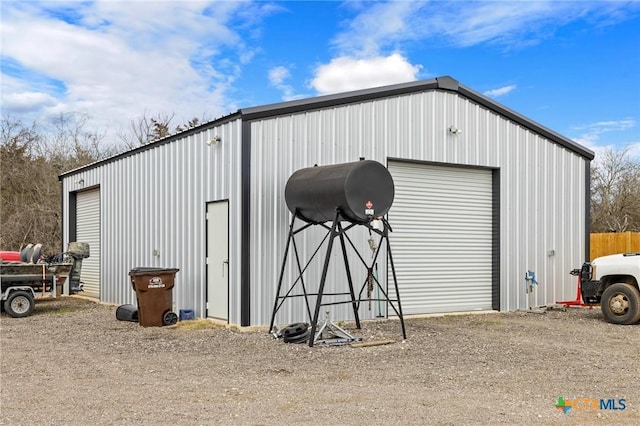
[[0, 1, 272, 142], [483, 85, 517, 98], [571, 119, 636, 134], [0, 74, 61, 115], [570, 119, 639, 160], [2, 91, 59, 113], [312, 1, 636, 104], [332, 2, 423, 56], [580, 141, 640, 164], [269, 66, 290, 86], [2, 0, 637, 148], [268, 66, 302, 101], [310, 53, 422, 95], [331, 1, 640, 54], [627, 142, 640, 159]]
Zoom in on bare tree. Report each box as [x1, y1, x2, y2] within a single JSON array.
[[118, 111, 176, 148], [0, 114, 111, 253], [2, 110, 208, 254], [118, 112, 205, 148], [591, 147, 640, 232], [175, 117, 201, 133], [43, 112, 116, 169], [1, 117, 43, 249]]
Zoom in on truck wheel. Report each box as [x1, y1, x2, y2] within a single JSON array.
[[601, 283, 640, 325], [4, 291, 35, 318]]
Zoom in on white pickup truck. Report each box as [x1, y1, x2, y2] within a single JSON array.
[[578, 252, 640, 324]]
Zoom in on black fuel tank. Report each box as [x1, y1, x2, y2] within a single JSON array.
[[284, 160, 394, 224]]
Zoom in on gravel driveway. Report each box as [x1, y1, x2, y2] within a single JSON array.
[[1, 296, 638, 425]]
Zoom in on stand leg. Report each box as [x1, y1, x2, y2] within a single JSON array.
[[386, 232, 407, 340], [308, 212, 340, 347], [338, 222, 361, 329], [269, 214, 297, 333], [291, 235, 313, 321]]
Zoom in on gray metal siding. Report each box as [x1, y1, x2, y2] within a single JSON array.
[[250, 116, 383, 326], [60, 84, 588, 327], [62, 120, 244, 322], [250, 90, 587, 325]]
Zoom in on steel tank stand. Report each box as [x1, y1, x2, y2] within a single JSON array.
[[270, 209, 406, 347]]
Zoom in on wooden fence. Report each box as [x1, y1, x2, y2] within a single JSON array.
[[590, 232, 640, 260]]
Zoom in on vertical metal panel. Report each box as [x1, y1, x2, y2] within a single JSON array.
[[61, 119, 244, 322], [250, 90, 587, 325]]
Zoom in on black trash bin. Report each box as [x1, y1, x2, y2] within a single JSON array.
[[129, 267, 179, 327], [116, 304, 139, 322]]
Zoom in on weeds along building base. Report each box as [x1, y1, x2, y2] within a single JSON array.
[[59, 76, 594, 327]]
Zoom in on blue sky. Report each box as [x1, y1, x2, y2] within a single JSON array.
[[1, 1, 639, 159]]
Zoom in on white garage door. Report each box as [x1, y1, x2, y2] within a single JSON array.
[[76, 189, 100, 298], [388, 162, 494, 315]]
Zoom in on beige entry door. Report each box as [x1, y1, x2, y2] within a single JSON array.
[[207, 201, 229, 320]]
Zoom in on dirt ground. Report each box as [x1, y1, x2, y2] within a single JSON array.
[[1, 296, 638, 425]]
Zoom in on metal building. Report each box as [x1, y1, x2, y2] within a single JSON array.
[[59, 76, 594, 327]]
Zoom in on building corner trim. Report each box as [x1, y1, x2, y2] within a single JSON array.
[[585, 161, 591, 261], [492, 169, 501, 311], [240, 120, 251, 326]]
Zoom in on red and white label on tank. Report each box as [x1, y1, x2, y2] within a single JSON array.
[[365, 200, 374, 216]]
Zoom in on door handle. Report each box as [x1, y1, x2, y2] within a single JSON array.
[[222, 260, 229, 277]]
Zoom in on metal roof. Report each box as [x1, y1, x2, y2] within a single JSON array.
[[240, 76, 594, 160], [58, 110, 241, 179], [59, 75, 593, 179]]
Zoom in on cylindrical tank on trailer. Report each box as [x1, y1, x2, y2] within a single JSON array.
[[284, 160, 394, 224]]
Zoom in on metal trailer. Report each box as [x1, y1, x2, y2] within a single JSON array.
[[0, 243, 89, 318]]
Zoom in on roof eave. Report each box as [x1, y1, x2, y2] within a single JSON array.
[[58, 110, 242, 180], [59, 75, 594, 181], [457, 84, 595, 160], [240, 75, 593, 161], [240, 77, 447, 121]]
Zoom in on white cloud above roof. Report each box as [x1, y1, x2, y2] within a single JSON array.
[[0, 1, 270, 134], [310, 54, 422, 95], [484, 85, 517, 98]]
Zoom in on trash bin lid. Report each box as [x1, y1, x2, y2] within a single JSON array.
[[129, 267, 179, 276]]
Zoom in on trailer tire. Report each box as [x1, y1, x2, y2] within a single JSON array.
[[601, 283, 640, 325], [4, 291, 35, 318]]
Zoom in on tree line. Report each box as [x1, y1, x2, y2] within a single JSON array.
[[590, 147, 640, 233], [0, 112, 198, 255], [1, 113, 639, 257]]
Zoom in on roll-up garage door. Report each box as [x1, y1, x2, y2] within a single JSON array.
[[388, 161, 494, 314], [76, 189, 100, 298]]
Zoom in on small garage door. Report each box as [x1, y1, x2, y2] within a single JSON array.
[[76, 188, 100, 299], [388, 161, 494, 314]]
